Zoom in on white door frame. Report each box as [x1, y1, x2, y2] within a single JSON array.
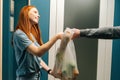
[[49, 0, 114, 80], [0, 0, 3, 79], [97, 0, 114, 80]]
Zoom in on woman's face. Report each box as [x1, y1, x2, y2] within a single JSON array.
[[28, 8, 40, 24]]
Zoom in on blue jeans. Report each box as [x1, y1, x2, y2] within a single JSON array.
[[16, 72, 40, 80]]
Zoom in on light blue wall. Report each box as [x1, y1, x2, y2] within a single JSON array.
[[2, 0, 10, 80], [3, 0, 28, 80], [30, 0, 50, 80], [111, 0, 120, 80]]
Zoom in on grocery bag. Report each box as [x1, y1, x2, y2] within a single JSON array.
[[53, 28, 79, 80]]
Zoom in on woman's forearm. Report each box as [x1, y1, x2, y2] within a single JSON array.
[[40, 59, 51, 71], [27, 34, 61, 56], [37, 35, 59, 56]]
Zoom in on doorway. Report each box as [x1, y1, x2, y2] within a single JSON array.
[[64, 0, 99, 80], [49, 0, 114, 80]]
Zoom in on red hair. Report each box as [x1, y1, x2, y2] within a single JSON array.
[[15, 5, 43, 45]]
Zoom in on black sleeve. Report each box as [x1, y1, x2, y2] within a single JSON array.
[[80, 26, 120, 39]]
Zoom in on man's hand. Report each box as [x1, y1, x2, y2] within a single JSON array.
[[71, 28, 80, 39]]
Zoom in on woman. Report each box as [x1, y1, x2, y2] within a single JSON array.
[[13, 5, 63, 80]]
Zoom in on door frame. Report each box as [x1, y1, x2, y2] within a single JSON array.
[[97, 0, 114, 80], [49, 0, 114, 80], [48, 0, 64, 80], [0, 0, 3, 79]]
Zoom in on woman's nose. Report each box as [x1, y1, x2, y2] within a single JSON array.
[[38, 15, 40, 18]]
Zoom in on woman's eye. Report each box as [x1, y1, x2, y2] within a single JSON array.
[[34, 11, 37, 13]]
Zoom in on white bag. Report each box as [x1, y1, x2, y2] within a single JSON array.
[[53, 28, 79, 80]]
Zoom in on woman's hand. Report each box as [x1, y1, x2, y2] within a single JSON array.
[[49, 70, 62, 79], [56, 32, 64, 39], [71, 28, 80, 39]]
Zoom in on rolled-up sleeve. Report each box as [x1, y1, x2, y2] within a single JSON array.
[[14, 30, 32, 51]]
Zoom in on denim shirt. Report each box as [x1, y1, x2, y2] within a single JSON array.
[[13, 29, 42, 77]]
